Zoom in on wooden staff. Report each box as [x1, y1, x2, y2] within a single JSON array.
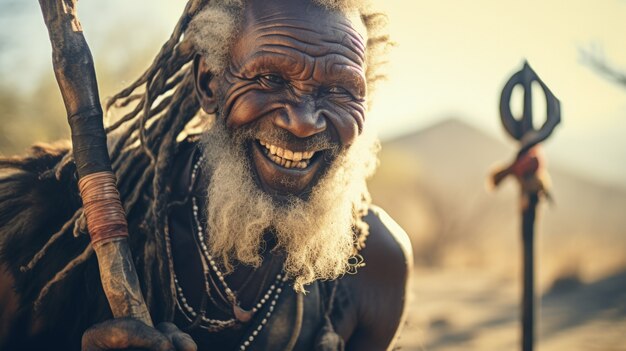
[[38, 0, 152, 325]]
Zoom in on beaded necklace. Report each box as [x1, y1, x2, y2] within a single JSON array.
[[170, 154, 288, 348]]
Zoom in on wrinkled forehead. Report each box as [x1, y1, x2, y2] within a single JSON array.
[[232, 0, 368, 65]]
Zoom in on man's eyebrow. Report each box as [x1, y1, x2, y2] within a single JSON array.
[[236, 50, 310, 78]]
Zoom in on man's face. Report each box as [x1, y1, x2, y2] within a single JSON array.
[[196, 0, 368, 200]]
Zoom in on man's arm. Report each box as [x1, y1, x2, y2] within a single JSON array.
[[345, 206, 413, 351]]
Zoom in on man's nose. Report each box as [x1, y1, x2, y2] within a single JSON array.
[[273, 99, 327, 138]]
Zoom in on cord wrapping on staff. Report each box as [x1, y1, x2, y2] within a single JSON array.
[[78, 171, 128, 244]]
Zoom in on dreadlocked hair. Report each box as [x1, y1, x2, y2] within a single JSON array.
[[4, 0, 392, 324]]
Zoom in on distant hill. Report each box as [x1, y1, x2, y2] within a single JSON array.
[[368, 118, 626, 287]]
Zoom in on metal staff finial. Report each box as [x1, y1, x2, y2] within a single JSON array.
[[491, 61, 561, 351]]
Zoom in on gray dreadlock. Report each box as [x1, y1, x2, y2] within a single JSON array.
[[15, 0, 391, 323]]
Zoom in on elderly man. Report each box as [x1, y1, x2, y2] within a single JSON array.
[[0, 0, 411, 350]]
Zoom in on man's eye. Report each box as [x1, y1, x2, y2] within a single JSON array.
[[257, 74, 286, 86], [324, 86, 353, 98]]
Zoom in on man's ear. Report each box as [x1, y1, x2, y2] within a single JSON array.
[[193, 55, 219, 114]]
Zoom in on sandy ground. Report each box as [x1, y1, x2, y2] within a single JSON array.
[[395, 268, 626, 351]]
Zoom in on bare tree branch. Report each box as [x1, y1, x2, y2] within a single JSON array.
[[580, 45, 626, 88]]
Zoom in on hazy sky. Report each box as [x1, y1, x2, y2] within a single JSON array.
[[1, 0, 625, 187], [371, 0, 626, 189]]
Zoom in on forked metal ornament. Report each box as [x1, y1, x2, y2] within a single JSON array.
[[499, 61, 561, 155]]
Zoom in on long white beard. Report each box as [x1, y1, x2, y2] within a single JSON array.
[[200, 120, 379, 292]]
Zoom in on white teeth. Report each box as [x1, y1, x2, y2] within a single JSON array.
[[259, 139, 316, 169]]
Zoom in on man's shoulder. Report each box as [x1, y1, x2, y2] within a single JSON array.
[[351, 204, 412, 299], [337, 205, 412, 348], [361, 205, 413, 271]]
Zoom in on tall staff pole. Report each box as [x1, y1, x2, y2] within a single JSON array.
[[38, 0, 152, 325], [491, 61, 561, 351]]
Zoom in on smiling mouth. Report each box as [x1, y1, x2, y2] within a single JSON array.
[[258, 139, 317, 169]]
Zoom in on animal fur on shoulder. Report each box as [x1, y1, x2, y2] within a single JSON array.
[[0, 143, 110, 350], [0, 138, 197, 350]]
